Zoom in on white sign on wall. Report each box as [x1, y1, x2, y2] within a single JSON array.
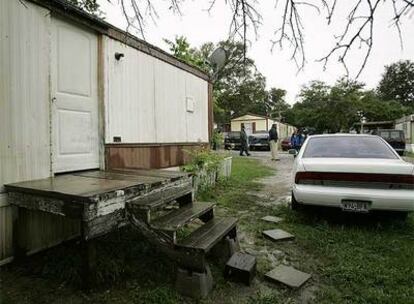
[[186, 96, 195, 113]]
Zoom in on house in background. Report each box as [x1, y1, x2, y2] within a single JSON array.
[[230, 114, 274, 134], [230, 113, 295, 140], [0, 0, 212, 265], [395, 114, 414, 153]]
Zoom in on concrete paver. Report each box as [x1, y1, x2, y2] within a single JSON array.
[[262, 229, 294, 241], [265, 265, 311, 288], [261, 215, 283, 223]]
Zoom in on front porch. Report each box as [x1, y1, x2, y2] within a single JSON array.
[[5, 169, 239, 296]]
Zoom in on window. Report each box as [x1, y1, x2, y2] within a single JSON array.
[[303, 136, 398, 159], [379, 131, 403, 140]]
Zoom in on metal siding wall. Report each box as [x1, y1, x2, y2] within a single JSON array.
[[0, 0, 51, 192], [0, 1, 81, 264], [185, 73, 209, 142], [0, 0, 51, 263], [104, 37, 209, 144], [0, 194, 14, 265], [105, 37, 157, 143], [16, 209, 80, 256], [154, 59, 187, 143]]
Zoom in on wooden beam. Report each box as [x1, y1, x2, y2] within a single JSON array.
[[97, 34, 106, 170]]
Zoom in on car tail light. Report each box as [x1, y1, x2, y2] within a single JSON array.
[[295, 172, 414, 186]]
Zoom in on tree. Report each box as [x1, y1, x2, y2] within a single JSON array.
[[286, 77, 407, 133], [163, 36, 211, 71], [288, 81, 331, 132], [267, 88, 290, 120], [359, 91, 407, 122], [62, 0, 414, 78], [68, 0, 101, 16], [377, 60, 414, 108]]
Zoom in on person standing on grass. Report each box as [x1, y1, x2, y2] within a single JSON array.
[[239, 125, 250, 156], [269, 123, 279, 161], [291, 129, 305, 151]]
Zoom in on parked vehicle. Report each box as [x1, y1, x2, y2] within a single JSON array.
[[372, 129, 405, 156], [224, 131, 242, 150], [249, 132, 270, 151], [281, 137, 292, 151], [291, 134, 414, 218]]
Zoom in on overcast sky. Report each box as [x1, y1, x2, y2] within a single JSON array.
[[98, 0, 414, 104]]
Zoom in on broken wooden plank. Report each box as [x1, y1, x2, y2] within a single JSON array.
[[127, 177, 193, 210], [7, 192, 84, 218]]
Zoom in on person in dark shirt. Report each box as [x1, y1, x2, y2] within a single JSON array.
[[268, 124, 279, 161], [240, 125, 250, 156]]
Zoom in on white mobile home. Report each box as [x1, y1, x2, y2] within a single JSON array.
[[230, 114, 296, 146], [0, 0, 212, 264], [395, 114, 414, 153]]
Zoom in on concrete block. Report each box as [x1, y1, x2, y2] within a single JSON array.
[[175, 265, 213, 298], [262, 229, 294, 241], [265, 265, 311, 288], [224, 252, 257, 286], [261, 215, 283, 223], [211, 236, 240, 264]]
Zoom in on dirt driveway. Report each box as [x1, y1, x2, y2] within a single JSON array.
[[249, 151, 294, 202], [216, 151, 319, 303]]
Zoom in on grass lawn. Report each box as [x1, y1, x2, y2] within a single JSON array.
[[1, 157, 413, 304], [201, 157, 414, 303], [405, 151, 414, 158], [276, 206, 414, 303]]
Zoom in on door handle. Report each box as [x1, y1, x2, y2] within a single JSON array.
[[51, 97, 57, 103]]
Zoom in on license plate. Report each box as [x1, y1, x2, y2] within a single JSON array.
[[341, 200, 370, 213]]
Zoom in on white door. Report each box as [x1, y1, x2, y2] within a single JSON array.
[[244, 123, 253, 135], [51, 18, 99, 173]]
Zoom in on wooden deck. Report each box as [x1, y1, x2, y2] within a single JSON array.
[[5, 168, 241, 295], [5, 169, 192, 240]]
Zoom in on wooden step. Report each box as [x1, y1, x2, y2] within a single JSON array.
[[176, 217, 238, 252], [151, 202, 215, 232], [126, 177, 193, 212]]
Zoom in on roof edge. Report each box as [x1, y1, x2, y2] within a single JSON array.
[[27, 0, 210, 82]]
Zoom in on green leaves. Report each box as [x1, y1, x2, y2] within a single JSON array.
[[286, 77, 408, 133], [378, 60, 414, 108]]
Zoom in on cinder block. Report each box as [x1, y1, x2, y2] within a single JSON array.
[[175, 265, 213, 298], [224, 252, 257, 286], [210, 236, 240, 264]]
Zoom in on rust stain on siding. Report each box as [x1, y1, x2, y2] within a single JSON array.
[[106, 143, 207, 170]]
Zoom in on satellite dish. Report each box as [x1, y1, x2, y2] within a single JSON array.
[[209, 47, 227, 71]]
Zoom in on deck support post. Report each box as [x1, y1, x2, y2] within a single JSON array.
[[175, 265, 213, 299], [12, 207, 27, 261], [80, 221, 97, 290]]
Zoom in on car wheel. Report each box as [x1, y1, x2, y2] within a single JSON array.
[[291, 192, 301, 211]]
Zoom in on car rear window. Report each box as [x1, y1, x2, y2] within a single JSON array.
[[303, 136, 398, 159], [379, 131, 403, 140]]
